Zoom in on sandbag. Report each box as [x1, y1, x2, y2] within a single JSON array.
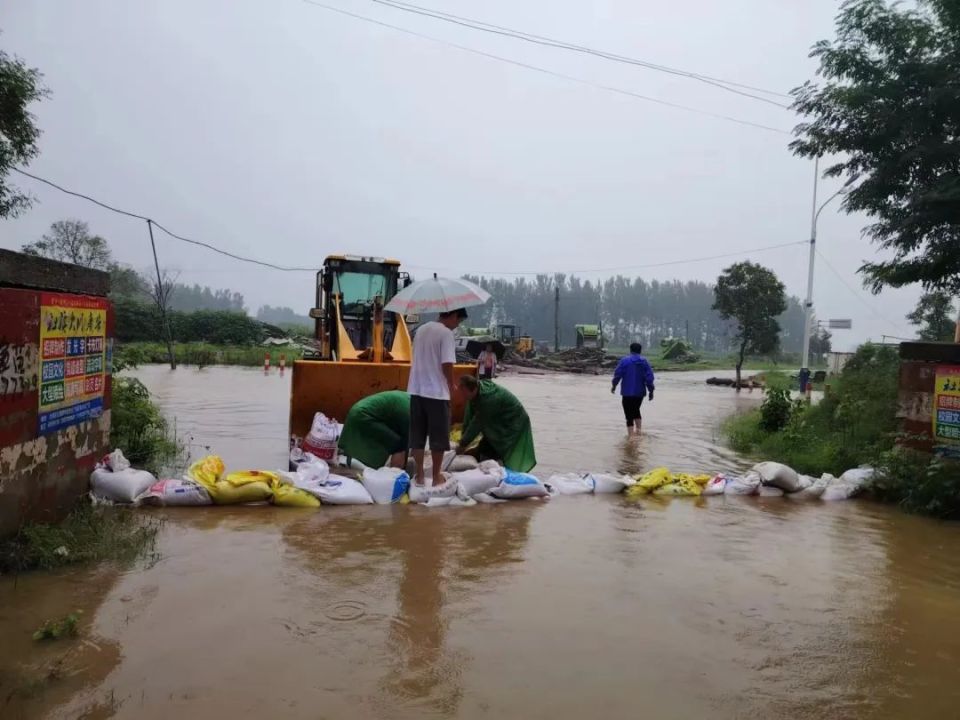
[[634, 467, 671, 494], [448, 455, 479, 472], [673, 473, 712, 486], [408, 476, 459, 504], [547, 473, 596, 495], [490, 470, 548, 499], [362, 467, 411, 504], [295, 454, 330, 485], [208, 480, 273, 505], [591, 473, 633, 494], [653, 478, 702, 496], [797, 474, 816, 490], [724, 471, 762, 496], [225, 470, 279, 487], [100, 449, 131, 472], [272, 484, 321, 508], [702, 474, 728, 496], [472, 492, 507, 504], [758, 485, 784, 497], [302, 412, 340, 462], [137, 479, 212, 506], [792, 474, 831, 499], [752, 461, 801, 493], [306, 475, 374, 505], [452, 468, 501, 497], [839, 467, 876, 489], [821, 473, 863, 501], [420, 495, 477, 508], [478, 460, 504, 476], [90, 467, 157, 503], [187, 455, 226, 487]]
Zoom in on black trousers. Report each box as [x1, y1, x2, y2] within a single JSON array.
[[622, 395, 644, 426]]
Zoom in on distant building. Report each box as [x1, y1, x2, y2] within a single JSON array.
[[827, 351, 855, 374]]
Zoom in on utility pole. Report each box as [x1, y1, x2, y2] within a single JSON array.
[[554, 284, 560, 353]]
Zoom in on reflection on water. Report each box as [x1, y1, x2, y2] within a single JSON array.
[[2, 368, 960, 719]]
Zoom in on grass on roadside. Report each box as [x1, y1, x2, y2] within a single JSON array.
[[120, 341, 304, 367], [0, 503, 162, 575]]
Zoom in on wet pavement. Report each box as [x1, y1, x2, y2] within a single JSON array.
[[2, 367, 960, 719]]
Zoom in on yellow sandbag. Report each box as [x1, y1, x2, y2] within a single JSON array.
[[225, 470, 279, 487], [450, 424, 463, 445], [399, 493, 410, 505], [187, 455, 225, 488], [273, 484, 321, 508], [673, 473, 712, 486], [634, 467, 672, 494], [208, 480, 273, 505], [653, 478, 703, 496]]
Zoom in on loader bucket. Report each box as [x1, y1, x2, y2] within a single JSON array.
[[289, 360, 476, 444]]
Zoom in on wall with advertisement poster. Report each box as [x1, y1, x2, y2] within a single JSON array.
[[0, 249, 113, 537]]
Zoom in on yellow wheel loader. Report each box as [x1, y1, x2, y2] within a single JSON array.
[[289, 255, 475, 452]]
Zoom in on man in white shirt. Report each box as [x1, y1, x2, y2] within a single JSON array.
[[408, 308, 466, 486]]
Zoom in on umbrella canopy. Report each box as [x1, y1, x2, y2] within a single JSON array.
[[465, 337, 506, 360], [385, 275, 490, 315]]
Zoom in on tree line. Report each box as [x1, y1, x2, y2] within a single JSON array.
[[463, 273, 818, 355]]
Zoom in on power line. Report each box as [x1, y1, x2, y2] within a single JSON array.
[[408, 240, 807, 276], [301, 1, 790, 135], [363, 0, 791, 108], [12, 168, 319, 273], [815, 248, 907, 332]]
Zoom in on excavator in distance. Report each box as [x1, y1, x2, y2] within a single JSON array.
[[289, 255, 476, 451]]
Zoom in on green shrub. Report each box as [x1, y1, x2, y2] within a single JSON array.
[[110, 377, 179, 474], [869, 447, 960, 519], [759, 387, 793, 431]]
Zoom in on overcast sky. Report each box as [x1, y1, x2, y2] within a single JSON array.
[[1, 0, 921, 350]]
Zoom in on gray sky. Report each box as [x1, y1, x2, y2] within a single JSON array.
[[1, 0, 920, 350]]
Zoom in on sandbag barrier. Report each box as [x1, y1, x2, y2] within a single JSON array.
[[89, 451, 876, 508]]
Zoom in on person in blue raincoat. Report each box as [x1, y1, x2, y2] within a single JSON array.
[[611, 342, 655, 436]]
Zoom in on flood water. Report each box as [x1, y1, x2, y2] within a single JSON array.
[[3, 367, 960, 719]]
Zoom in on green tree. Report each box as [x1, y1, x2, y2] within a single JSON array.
[[907, 290, 957, 341], [810, 328, 833, 364], [713, 262, 787, 388], [22, 219, 112, 269], [0, 49, 46, 218], [791, 0, 960, 294], [108, 265, 151, 302]]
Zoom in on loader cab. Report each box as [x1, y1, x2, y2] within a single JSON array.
[[310, 255, 411, 361]]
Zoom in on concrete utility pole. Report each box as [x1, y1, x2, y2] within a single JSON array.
[[554, 284, 560, 353], [800, 159, 858, 390]]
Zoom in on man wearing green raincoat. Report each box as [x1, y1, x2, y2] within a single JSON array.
[[338, 390, 409, 469], [455, 375, 536, 472]]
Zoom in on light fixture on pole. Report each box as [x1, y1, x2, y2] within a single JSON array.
[[799, 160, 860, 391]]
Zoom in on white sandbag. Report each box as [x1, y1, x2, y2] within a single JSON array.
[[752, 461, 801, 493], [138, 479, 212, 506], [590, 473, 632, 494], [839, 467, 876, 489], [702, 474, 728, 496], [90, 467, 157, 503], [452, 468, 501, 497], [490, 470, 549, 499], [547, 473, 596, 495], [821, 474, 862, 501], [295, 454, 330, 484], [758, 485, 784, 497], [448, 455, 479, 472], [724, 470, 762, 496], [791, 474, 828, 499], [362, 467, 411, 504], [478, 460, 504, 475], [421, 495, 478, 508], [101, 449, 131, 472], [302, 412, 340, 461], [421, 450, 457, 476], [306, 475, 373, 505], [472, 492, 507, 504], [408, 476, 459, 503]]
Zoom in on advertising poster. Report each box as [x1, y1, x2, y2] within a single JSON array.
[[38, 292, 107, 435], [933, 364, 960, 459]]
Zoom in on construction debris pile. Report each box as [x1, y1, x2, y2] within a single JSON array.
[[505, 347, 618, 374], [89, 451, 876, 509]]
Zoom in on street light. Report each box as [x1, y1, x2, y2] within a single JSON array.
[[799, 158, 859, 391]]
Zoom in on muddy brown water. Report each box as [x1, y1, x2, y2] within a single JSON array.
[[3, 367, 960, 719]]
